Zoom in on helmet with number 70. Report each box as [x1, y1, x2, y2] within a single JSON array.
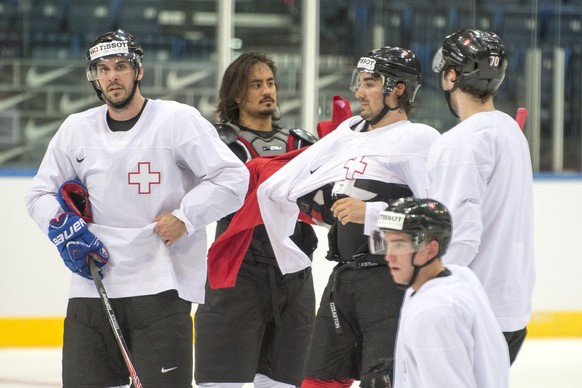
[[432, 29, 507, 98]]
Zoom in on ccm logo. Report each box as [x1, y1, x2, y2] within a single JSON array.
[[52, 218, 86, 245]]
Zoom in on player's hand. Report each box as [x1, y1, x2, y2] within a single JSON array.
[[48, 213, 109, 279], [331, 197, 366, 225], [360, 358, 392, 388], [154, 212, 186, 246]]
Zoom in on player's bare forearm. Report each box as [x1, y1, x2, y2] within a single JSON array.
[[154, 212, 186, 246], [331, 197, 366, 225]]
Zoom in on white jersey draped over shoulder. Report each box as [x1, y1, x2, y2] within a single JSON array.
[[257, 117, 440, 274], [25, 99, 249, 303], [427, 110, 535, 331], [394, 265, 510, 388]]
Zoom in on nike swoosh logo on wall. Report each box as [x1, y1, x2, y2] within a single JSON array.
[[0, 93, 35, 112], [166, 69, 213, 91], [279, 98, 301, 114], [279, 74, 346, 115], [59, 94, 97, 115], [26, 65, 77, 88], [24, 119, 62, 141], [197, 95, 216, 118]]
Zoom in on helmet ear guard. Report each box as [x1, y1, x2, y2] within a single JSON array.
[[431, 48, 447, 74]]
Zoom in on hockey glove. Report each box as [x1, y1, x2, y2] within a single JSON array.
[[57, 180, 93, 222], [48, 213, 109, 280], [360, 358, 392, 388]]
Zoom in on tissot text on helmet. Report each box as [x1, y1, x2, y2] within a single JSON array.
[[377, 211, 405, 230], [89, 42, 130, 61], [357, 57, 376, 72]]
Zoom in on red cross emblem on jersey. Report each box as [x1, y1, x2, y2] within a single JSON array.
[[128, 162, 161, 194], [343, 156, 368, 179]]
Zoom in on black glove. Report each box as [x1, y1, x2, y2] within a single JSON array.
[[360, 358, 392, 388]]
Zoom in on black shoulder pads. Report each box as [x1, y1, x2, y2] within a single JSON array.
[[215, 123, 240, 145], [289, 128, 318, 146]]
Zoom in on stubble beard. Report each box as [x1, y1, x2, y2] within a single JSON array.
[[258, 108, 274, 118], [104, 87, 130, 110]]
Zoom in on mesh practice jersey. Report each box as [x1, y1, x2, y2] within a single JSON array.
[[394, 265, 509, 388], [257, 117, 440, 274], [25, 99, 249, 303], [427, 110, 535, 331]]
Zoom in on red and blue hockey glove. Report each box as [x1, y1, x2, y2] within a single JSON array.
[[48, 213, 109, 280], [57, 180, 93, 222]]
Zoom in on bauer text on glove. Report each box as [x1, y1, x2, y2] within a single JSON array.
[[48, 213, 109, 280]]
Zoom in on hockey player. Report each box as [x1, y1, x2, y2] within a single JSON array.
[[429, 29, 535, 363], [257, 46, 440, 387], [194, 52, 318, 388], [24, 30, 249, 387], [371, 197, 510, 388]]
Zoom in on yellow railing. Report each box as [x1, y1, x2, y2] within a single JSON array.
[[1, 311, 581, 347]]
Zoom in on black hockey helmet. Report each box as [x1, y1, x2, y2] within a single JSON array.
[[350, 46, 422, 102], [432, 29, 507, 97], [375, 197, 452, 258], [86, 29, 143, 82]]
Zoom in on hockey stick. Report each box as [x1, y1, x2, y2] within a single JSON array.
[[89, 259, 143, 388], [515, 107, 528, 131]]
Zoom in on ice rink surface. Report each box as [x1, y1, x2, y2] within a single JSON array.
[[0, 338, 580, 387]]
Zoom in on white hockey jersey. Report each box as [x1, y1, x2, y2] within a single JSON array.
[[257, 117, 440, 274], [427, 110, 535, 331], [394, 264, 510, 388], [25, 99, 249, 303]]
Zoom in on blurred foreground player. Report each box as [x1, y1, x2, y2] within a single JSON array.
[[371, 197, 509, 388]]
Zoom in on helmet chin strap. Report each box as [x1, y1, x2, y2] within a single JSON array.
[[443, 87, 460, 119], [365, 92, 401, 126], [394, 252, 420, 291], [394, 252, 440, 291], [440, 72, 460, 118]]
